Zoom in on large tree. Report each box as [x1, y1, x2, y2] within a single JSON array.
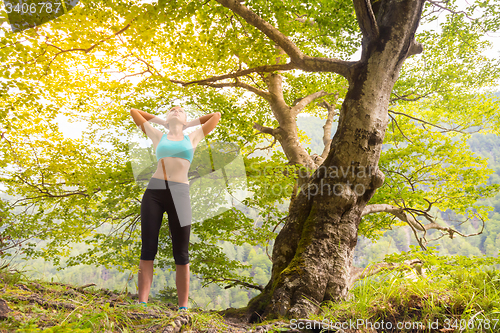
[[1, 0, 499, 320]]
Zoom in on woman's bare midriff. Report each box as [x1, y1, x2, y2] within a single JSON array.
[[151, 157, 190, 184]]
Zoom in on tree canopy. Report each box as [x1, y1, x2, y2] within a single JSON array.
[[1, 0, 500, 316]]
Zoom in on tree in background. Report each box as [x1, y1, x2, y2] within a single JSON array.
[[1, 0, 499, 320]]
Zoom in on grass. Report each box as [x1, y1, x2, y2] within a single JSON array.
[[0, 264, 271, 332], [3, 260, 500, 332], [312, 267, 500, 332], [0, 264, 211, 332]]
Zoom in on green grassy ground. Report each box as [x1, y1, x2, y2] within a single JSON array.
[[309, 266, 500, 332], [2, 257, 500, 333], [0, 265, 234, 332]]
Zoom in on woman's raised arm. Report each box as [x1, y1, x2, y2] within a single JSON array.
[[189, 112, 221, 146], [130, 108, 163, 142]]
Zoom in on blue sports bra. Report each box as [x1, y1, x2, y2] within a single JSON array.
[[156, 134, 194, 163]]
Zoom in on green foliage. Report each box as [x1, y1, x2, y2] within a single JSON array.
[[315, 247, 500, 331], [0, 264, 24, 285], [1, 0, 500, 307], [359, 8, 500, 237], [360, 116, 499, 239]]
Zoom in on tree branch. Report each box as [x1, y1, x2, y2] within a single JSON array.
[[133, 55, 164, 78], [246, 136, 278, 156], [388, 112, 414, 143], [173, 79, 271, 101], [362, 204, 485, 250], [170, 63, 296, 86], [296, 56, 354, 78], [427, 0, 478, 22], [349, 259, 422, 289], [389, 109, 468, 134], [253, 122, 276, 136], [291, 91, 335, 117], [390, 91, 433, 103], [0, 228, 55, 252], [310, 91, 339, 168], [318, 93, 340, 160], [353, 0, 380, 41], [294, 14, 316, 26], [215, 0, 304, 63], [204, 277, 264, 291], [426, 0, 490, 35], [407, 41, 424, 57], [213, 0, 353, 79], [13, 178, 95, 200], [44, 23, 131, 58]]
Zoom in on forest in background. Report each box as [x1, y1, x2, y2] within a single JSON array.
[[3, 108, 500, 311]]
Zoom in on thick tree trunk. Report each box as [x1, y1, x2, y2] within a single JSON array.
[[246, 0, 425, 321]]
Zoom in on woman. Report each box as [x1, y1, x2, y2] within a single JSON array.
[[130, 105, 221, 310]]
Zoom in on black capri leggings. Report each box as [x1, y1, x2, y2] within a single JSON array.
[[140, 178, 191, 265]]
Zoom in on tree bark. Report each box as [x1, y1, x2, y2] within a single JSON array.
[[245, 0, 426, 320], [265, 73, 316, 171]]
